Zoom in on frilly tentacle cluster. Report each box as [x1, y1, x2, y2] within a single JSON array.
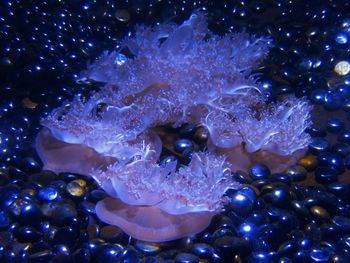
[[38, 12, 312, 219]]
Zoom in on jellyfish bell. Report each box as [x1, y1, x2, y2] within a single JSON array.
[[96, 197, 216, 242]]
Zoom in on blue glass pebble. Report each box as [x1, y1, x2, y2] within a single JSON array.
[[174, 253, 199, 263], [324, 92, 342, 111], [0, 211, 10, 230], [332, 215, 350, 233], [93, 244, 122, 263], [326, 118, 344, 133], [38, 186, 59, 201], [306, 126, 327, 137], [121, 246, 141, 263], [250, 164, 270, 180], [238, 222, 256, 237], [299, 237, 313, 250], [309, 89, 327, 105], [227, 189, 255, 216], [174, 139, 194, 154], [338, 130, 350, 143], [332, 143, 350, 157], [335, 33, 348, 44], [73, 248, 91, 262], [309, 247, 332, 262], [263, 186, 292, 208], [315, 167, 339, 184], [317, 153, 345, 173], [309, 137, 329, 154], [0, 186, 20, 209]]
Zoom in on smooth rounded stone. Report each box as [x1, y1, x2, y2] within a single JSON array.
[[278, 240, 298, 258], [327, 182, 350, 197], [310, 206, 330, 221], [309, 89, 327, 105], [9, 199, 43, 225], [135, 241, 160, 256], [0, 170, 9, 186], [320, 223, 339, 241], [326, 118, 345, 133], [87, 224, 99, 240], [315, 167, 339, 184], [28, 240, 51, 254], [89, 189, 108, 203], [324, 92, 342, 111], [73, 248, 91, 262], [291, 200, 311, 221], [317, 153, 345, 173], [345, 155, 350, 169], [8, 166, 27, 181], [16, 226, 43, 242], [249, 164, 270, 180], [278, 213, 299, 233], [251, 179, 270, 189], [309, 247, 332, 262], [174, 139, 194, 154], [159, 155, 177, 167], [335, 32, 348, 44], [53, 226, 78, 248], [232, 171, 253, 184], [38, 186, 59, 201], [297, 155, 318, 171], [174, 253, 199, 263], [309, 137, 330, 154], [79, 201, 95, 214], [285, 165, 307, 182], [0, 185, 20, 209], [258, 222, 289, 249], [72, 179, 87, 188], [279, 257, 292, 263], [263, 186, 292, 208], [193, 126, 209, 143], [332, 215, 350, 233], [29, 250, 54, 262], [0, 211, 10, 230], [51, 203, 78, 226], [338, 130, 350, 143], [93, 244, 123, 263], [306, 126, 327, 137], [21, 157, 42, 173], [143, 256, 164, 263], [248, 251, 278, 263], [82, 238, 107, 256], [99, 225, 123, 242], [179, 124, 196, 137], [49, 180, 67, 191], [270, 173, 292, 185], [298, 237, 313, 250], [332, 143, 350, 157], [227, 188, 255, 216], [246, 211, 268, 226], [213, 236, 250, 257], [265, 205, 284, 221], [9, 241, 31, 262], [191, 243, 216, 260], [332, 254, 349, 263], [29, 171, 57, 187], [121, 246, 140, 263], [59, 173, 79, 182], [52, 244, 71, 262], [212, 227, 235, 239], [66, 181, 85, 198], [238, 222, 256, 237]]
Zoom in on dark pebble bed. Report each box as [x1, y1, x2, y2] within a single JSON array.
[[2, 0, 350, 262]]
